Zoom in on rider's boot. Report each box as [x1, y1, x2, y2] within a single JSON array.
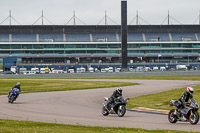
[[174, 109, 179, 116]]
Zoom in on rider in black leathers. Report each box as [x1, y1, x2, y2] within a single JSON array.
[[177, 87, 193, 111], [106, 87, 122, 109], [8, 82, 21, 98]]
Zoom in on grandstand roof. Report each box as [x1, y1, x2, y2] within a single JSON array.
[[0, 25, 200, 33]]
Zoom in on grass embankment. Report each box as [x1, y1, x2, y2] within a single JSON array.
[[0, 80, 138, 95], [0, 119, 196, 133], [0, 64, 2, 69], [127, 85, 200, 110], [10, 75, 200, 80]]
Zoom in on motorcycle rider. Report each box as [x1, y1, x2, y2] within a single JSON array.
[[8, 82, 21, 98], [106, 87, 123, 109], [176, 87, 193, 114], [179, 87, 193, 107]]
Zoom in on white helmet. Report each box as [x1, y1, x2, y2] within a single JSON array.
[[117, 87, 122, 93], [16, 82, 20, 87], [187, 87, 193, 95]]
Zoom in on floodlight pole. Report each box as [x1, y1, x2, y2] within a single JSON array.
[[105, 10, 107, 25], [136, 10, 138, 25], [9, 10, 11, 26], [42, 10, 44, 25], [121, 0, 128, 71], [73, 11, 76, 25], [168, 10, 170, 25]]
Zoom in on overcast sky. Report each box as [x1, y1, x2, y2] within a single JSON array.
[[0, 0, 200, 25]]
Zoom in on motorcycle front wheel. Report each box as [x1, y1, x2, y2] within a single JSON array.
[[9, 95, 15, 103], [8, 98, 10, 103], [102, 106, 109, 116], [168, 109, 177, 123], [117, 105, 126, 117], [189, 111, 199, 125]]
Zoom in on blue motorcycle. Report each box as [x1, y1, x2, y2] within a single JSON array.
[[8, 88, 20, 103]]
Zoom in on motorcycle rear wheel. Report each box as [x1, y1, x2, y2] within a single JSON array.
[[189, 111, 199, 125], [117, 105, 126, 117], [102, 106, 109, 116], [168, 109, 177, 123]]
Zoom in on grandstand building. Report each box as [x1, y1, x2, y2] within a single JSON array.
[[0, 25, 200, 68]]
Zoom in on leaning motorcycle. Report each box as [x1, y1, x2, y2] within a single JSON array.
[[102, 96, 129, 117], [8, 88, 20, 103], [168, 98, 199, 125]]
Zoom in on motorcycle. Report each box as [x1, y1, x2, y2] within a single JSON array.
[[102, 96, 129, 117], [8, 88, 20, 103], [168, 98, 199, 125]]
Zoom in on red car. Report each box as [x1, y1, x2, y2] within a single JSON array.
[[170, 68, 176, 71]]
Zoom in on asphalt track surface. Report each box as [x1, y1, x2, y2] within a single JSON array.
[[1, 79, 200, 132]]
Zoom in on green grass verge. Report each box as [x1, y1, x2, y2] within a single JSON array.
[[99, 75, 200, 81], [127, 85, 200, 110], [0, 64, 2, 69], [4, 75, 200, 80], [0, 80, 138, 95], [0, 119, 197, 133]]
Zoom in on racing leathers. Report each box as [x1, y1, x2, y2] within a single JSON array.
[[178, 91, 193, 109], [106, 90, 122, 109], [8, 85, 21, 98]]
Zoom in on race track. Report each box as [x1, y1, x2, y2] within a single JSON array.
[[0, 79, 200, 132]]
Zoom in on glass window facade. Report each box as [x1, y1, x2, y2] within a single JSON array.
[[0, 43, 199, 55]]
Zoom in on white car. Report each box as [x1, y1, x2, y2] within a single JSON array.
[[68, 69, 75, 73], [40, 68, 45, 74], [115, 68, 121, 72], [89, 67, 94, 72], [108, 67, 113, 72], [101, 68, 106, 73]]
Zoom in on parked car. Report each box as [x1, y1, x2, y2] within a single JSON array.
[[40, 68, 45, 74], [108, 67, 113, 72], [89, 67, 94, 72], [19, 68, 27, 74], [160, 67, 166, 71], [153, 67, 159, 71], [115, 67, 121, 72], [101, 68, 106, 73], [76, 67, 85, 73], [52, 69, 63, 74], [31, 67, 39, 74], [10, 66, 17, 74], [170, 68, 176, 71], [176, 65, 187, 70], [68, 69, 75, 73], [0, 69, 3, 74]]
